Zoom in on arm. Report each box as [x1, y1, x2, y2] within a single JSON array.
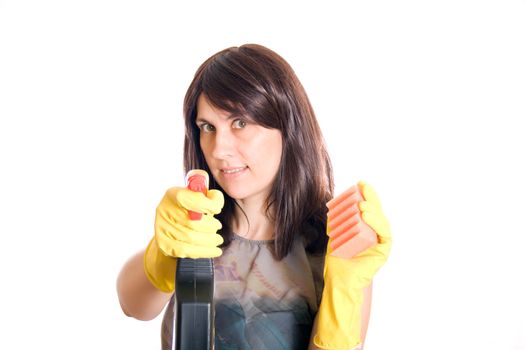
[[309, 283, 373, 350], [116, 249, 173, 321], [117, 185, 225, 321], [311, 182, 391, 349]]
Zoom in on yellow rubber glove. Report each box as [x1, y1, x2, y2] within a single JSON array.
[[144, 187, 224, 293], [314, 181, 392, 350]]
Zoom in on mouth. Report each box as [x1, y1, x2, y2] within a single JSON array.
[[220, 166, 248, 175]]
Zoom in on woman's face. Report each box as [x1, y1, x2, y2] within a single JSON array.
[[196, 95, 283, 205]]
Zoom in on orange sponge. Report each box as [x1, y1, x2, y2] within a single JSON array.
[[327, 185, 378, 259]]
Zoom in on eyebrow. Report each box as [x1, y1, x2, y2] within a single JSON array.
[[195, 113, 243, 124], [195, 116, 209, 124]]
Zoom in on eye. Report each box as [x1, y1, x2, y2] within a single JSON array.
[[198, 123, 215, 133], [232, 119, 247, 129]]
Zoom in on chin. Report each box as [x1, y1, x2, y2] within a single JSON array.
[[223, 190, 249, 201], [218, 185, 251, 200]]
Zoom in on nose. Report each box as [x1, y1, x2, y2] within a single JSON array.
[[210, 129, 235, 159]]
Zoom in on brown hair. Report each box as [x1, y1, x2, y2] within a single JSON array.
[[183, 44, 333, 259]]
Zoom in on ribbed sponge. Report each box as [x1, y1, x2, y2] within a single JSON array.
[[327, 185, 378, 258]]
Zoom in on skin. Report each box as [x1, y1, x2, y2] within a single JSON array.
[[196, 94, 283, 240], [197, 95, 372, 349], [116, 249, 172, 321], [117, 94, 372, 349]]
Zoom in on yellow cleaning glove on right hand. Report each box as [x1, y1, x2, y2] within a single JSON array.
[[144, 187, 224, 293], [314, 181, 392, 349]]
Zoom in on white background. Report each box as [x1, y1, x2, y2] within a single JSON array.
[[1, 0, 524, 349]]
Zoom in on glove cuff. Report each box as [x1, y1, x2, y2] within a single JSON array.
[[143, 237, 177, 293], [314, 284, 363, 349]]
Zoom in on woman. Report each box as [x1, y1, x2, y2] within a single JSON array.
[[117, 44, 391, 350]]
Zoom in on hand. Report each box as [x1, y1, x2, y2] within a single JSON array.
[[314, 181, 392, 349], [144, 187, 224, 292]]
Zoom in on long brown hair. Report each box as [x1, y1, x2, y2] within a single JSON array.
[[183, 44, 333, 259]]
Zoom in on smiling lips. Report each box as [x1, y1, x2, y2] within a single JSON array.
[[221, 166, 247, 174]]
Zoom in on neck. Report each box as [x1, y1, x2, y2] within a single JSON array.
[[232, 197, 275, 240]]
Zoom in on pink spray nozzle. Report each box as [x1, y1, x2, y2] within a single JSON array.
[[186, 170, 209, 221]]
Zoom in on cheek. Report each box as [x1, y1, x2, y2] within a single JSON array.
[[199, 139, 215, 173], [199, 137, 212, 158], [250, 135, 282, 171], [270, 143, 283, 172]]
